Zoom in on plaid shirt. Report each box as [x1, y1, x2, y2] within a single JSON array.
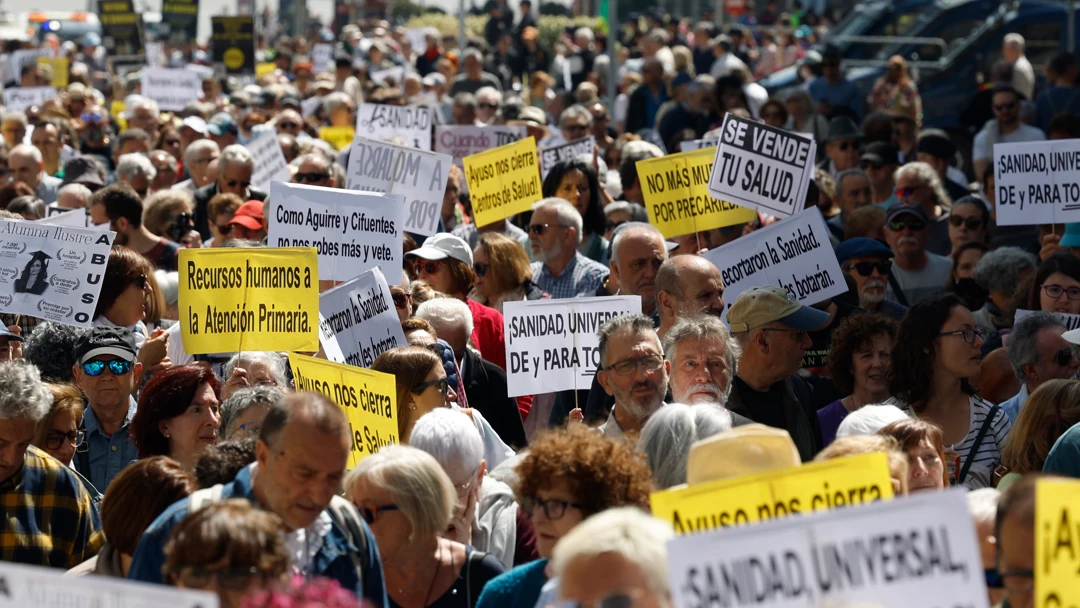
[[0, 445, 104, 569], [531, 253, 608, 300]]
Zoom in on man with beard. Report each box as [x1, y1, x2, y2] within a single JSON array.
[[836, 238, 908, 320], [89, 183, 180, 271], [662, 315, 750, 424], [595, 314, 669, 438], [529, 198, 608, 299], [883, 201, 953, 307]]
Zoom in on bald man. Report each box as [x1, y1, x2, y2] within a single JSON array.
[[9, 144, 61, 203]]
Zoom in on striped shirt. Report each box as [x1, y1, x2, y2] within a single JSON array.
[[531, 253, 608, 300]]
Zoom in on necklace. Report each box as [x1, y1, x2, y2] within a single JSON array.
[[397, 541, 444, 608]]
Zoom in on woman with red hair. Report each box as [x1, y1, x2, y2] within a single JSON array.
[[130, 364, 222, 471]]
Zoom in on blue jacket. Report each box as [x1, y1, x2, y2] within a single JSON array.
[[128, 465, 388, 607], [475, 558, 549, 608]]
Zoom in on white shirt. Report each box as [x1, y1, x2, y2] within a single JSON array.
[[973, 122, 1045, 162], [710, 53, 748, 79], [1012, 55, 1036, 101]]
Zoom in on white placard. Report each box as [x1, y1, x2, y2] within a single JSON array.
[[434, 125, 526, 163], [703, 207, 844, 315], [667, 490, 989, 608], [2, 86, 57, 112], [345, 135, 452, 236], [707, 113, 817, 219], [994, 139, 1080, 226], [370, 66, 407, 86], [356, 103, 432, 150], [10, 48, 53, 85], [503, 295, 641, 397], [1014, 308, 1080, 331], [0, 560, 218, 607], [141, 67, 203, 111], [319, 267, 408, 367], [145, 41, 165, 67], [40, 206, 89, 227], [311, 43, 333, 73], [679, 138, 718, 152], [248, 129, 291, 192], [268, 182, 404, 282], [539, 135, 595, 180], [0, 219, 115, 327], [301, 95, 323, 118], [405, 28, 428, 55]]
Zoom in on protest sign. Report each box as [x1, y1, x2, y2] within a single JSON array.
[[539, 135, 595, 180], [0, 560, 219, 607], [211, 16, 256, 75], [707, 113, 817, 218], [651, 452, 894, 534], [319, 267, 408, 368], [256, 62, 277, 79], [37, 57, 69, 88], [268, 182, 404, 282], [162, 0, 199, 43], [637, 147, 757, 238], [1015, 308, 1080, 331], [141, 68, 203, 112], [356, 103, 432, 150], [703, 207, 845, 313], [1035, 477, 1080, 607], [289, 353, 398, 469], [435, 125, 527, 163], [319, 126, 356, 151], [463, 136, 543, 227], [98, 0, 143, 57], [679, 138, 718, 152], [40, 207, 89, 228], [311, 43, 333, 73], [0, 219, 114, 327], [345, 135, 452, 236], [666, 489, 988, 608], [2, 87, 57, 113], [994, 139, 1080, 226], [503, 295, 641, 397], [248, 130, 291, 192], [178, 248, 319, 355], [10, 48, 53, 85]]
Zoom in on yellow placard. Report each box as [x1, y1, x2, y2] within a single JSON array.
[[636, 147, 757, 238], [178, 248, 320, 355], [1035, 478, 1080, 605], [319, 126, 355, 151], [650, 452, 894, 534], [37, 57, 69, 88], [110, 101, 127, 132], [464, 136, 542, 227], [288, 353, 398, 469], [256, 62, 277, 78]]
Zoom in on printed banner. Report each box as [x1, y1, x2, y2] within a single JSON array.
[[289, 353, 398, 469], [211, 16, 256, 75], [319, 127, 355, 151], [2, 87, 57, 113], [464, 136, 543, 227], [0, 561, 218, 607], [707, 113, 817, 218], [702, 207, 844, 314], [666, 489, 987, 608], [178, 248, 320, 355], [268, 182, 403, 282], [319, 267, 408, 368], [637, 147, 757, 238], [248, 130, 290, 192], [345, 135, 452, 236], [1035, 478, 1080, 607], [141, 68, 203, 112], [651, 452, 894, 534], [503, 296, 641, 397], [539, 135, 594, 180], [355, 103, 432, 151], [994, 139, 1080, 226]]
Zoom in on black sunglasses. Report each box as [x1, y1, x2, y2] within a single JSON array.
[[225, 179, 251, 189], [278, 121, 300, 129], [887, 218, 927, 232], [411, 377, 449, 397], [414, 260, 442, 275], [295, 172, 330, 183], [390, 290, 410, 309], [835, 141, 855, 151], [1054, 347, 1077, 367], [948, 215, 983, 230], [846, 260, 892, 277], [474, 262, 489, 277], [132, 274, 148, 289]]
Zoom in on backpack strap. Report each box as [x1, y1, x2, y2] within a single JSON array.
[[958, 404, 1000, 486]]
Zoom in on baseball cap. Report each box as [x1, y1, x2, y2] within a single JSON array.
[[66, 82, 88, 101], [74, 326, 137, 365], [280, 94, 302, 110], [180, 115, 208, 136], [885, 200, 930, 224], [834, 237, 894, 265], [407, 233, 473, 266], [860, 141, 899, 167], [207, 112, 238, 137], [228, 201, 265, 231], [727, 286, 830, 333], [0, 327, 21, 343]]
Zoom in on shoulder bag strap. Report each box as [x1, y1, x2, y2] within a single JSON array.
[[958, 404, 1000, 486], [887, 270, 910, 307]]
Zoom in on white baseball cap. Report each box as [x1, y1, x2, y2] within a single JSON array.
[[180, 116, 208, 135], [408, 233, 473, 266]]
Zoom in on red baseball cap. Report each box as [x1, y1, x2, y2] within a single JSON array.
[[228, 200, 265, 230]]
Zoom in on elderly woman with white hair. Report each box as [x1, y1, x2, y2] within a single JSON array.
[[220, 351, 288, 400], [344, 444, 506, 608], [638, 403, 733, 490]]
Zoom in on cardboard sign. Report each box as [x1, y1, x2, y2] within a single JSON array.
[[707, 113, 817, 218], [637, 147, 757, 238], [141, 68, 203, 112], [319, 267, 408, 368], [463, 136, 543, 227], [679, 138, 718, 152], [344, 135, 452, 236], [311, 43, 333, 73], [319, 126, 356, 151], [268, 182, 404, 283], [178, 248, 320, 355], [288, 353, 398, 469], [651, 452, 894, 534], [703, 207, 845, 314], [1035, 477, 1080, 607], [0, 561, 219, 607], [355, 103, 432, 150], [1014, 308, 1080, 331], [539, 135, 595, 180], [211, 16, 256, 75], [98, 0, 143, 57], [503, 295, 642, 397], [248, 130, 291, 192], [2, 87, 57, 113], [434, 125, 527, 164], [162, 0, 199, 43], [666, 489, 988, 608], [994, 139, 1080, 226]]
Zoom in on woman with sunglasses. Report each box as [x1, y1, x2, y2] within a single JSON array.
[[818, 314, 898, 446], [372, 346, 458, 442], [207, 192, 243, 247], [95, 247, 170, 375], [947, 196, 991, 255], [541, 157, 609, 264], [130, 364, 222, 471], [885, 293, 1012, 489], [998, 379, 1080, 488], [476, 424, 652, 608], [33, 383, 89, 468], [1027, 252, 1080, 315], [345, 445, 506, 608], [470, 233, 547, 314]]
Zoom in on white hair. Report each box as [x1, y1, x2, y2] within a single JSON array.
[[153, 270, 179, 306], [610, 222, 665, 268], [222, 351, 288, 387], [531, 197, 584, 246], [415, 298, 474, 337], [638, 403, 733, 489], [219, 144, 255, 172], [183, 139, 219, 166], [116, 153, 157, 181], [0, 361, 52, 422], [967, 488, 1000, 524], [9, 143, 42, 164], [58, 183, 92, 208], [1004, 33, 1025, 53], [574, 27, 595, 43], [475, 86, 502, 105], [132, 97, 160, 119], [835, 404, 909, 438], [408, 408, 484, 477]]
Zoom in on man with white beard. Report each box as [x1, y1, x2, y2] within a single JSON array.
[[595, 314, 669, 438], [835, 238, 908, 321], [881, 201, 953, 307], [662, 315, 753, 425]]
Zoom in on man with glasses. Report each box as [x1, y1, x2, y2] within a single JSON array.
[[973, 85, 1045, 180], [529, 197, 608, 299], [193, 144, 266, 240], [818, 116, 862, 177], [274, 109, 304, 138], [893, 161, 952, 255], [1001, 312, 1080, 423], [727, 286, 829, 461], [836, 237, 908, 320], [883, 201, 953, 307], [475, 87, 502, 125], [291, 153, 335, 188], [554, 105, 593, 147], [90, 183, 180, 271], [595, 314, 669, 438]]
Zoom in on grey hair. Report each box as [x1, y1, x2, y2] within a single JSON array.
[[1007, 311, 1065, 381], [153, 269, 179, 306], [834, 168, 869, 195], [453, 92, 478, 111], [894, 161, 952, 207], [475, 86, 502, 106], [7, 196, 45, 219], [2, 111, 27, 127], [835, 404, 909, 438], [620, 140, 664, 168], [131, 97, 160, 119], [117, 153, 157, 181], [223, 351, 289, 387], [220, 144, 255, 172], [603, 202, 649, 222], [183, 139, 220, 166], [687, 78, 712, 97], [0, 361, 52, 422], [662, 314, 741, 377], [575, 27, 595, 43], [23, 322, 86, 383], [408, 408, 484, 477], [610, 222, 665, 269], [415, 298, 474, 337], [532, 197, 584, 246], [972, 246, 1037, 296], [461, 48, 483, 64], [559, 104, 593, 129], [323, 92, 354, 116], [638, 403, 733, 489], [218, 385, 286, 439], [58, 183, 93, 208], [966, 487, 1000, 524], [1004, 33, 1025, 53], [597, 313, 660, 368]]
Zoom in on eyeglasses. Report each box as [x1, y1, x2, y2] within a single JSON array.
[[415, 260, 442, 275], [938, 327, 987, 344], [523, 496, 584, 520], [474, 262, 489, 277], [177, 566, 274, 591], [278, 121, 300, 129], [761, 327, 808, 341], [132, 274, 148, 289], [887, 218, 927, 232], [1042, 284, 1080, 300], [82, 359, 134, 377], [411, 377, 449, 397], [358, 503, 399, 524], [528, 223, 567, 236], [895, 185, 924, 198], [478, 102, 499, 110], [860, 160, 885, 170], [225, 179, 251, 189], [605, 220, 625, 233], [231, 421, 263, 439], [948, 215, 983, 229], [993, 101, 1018, 111], [390, 290, 410, 309], [1053, 346, 1078, 367], [846, 260, 892, 277], [45, 429, 85, 450], [603, 353, 664, 376], [564, 124, 589, 134], [295, 172, 330, 183]]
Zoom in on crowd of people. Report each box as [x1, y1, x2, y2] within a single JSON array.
[[0, 4, 1077, 608]]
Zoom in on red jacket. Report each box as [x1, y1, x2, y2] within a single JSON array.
[[465, 299, 533, 420]]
